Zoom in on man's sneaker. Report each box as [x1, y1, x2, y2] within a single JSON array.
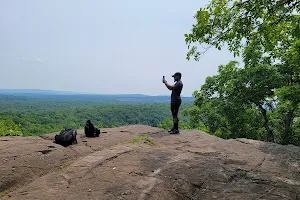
[[168, 128, 175, 133], [170, 129, 179, 134]]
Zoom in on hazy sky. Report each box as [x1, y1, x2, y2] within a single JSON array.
[[0, 0, 241, 96]]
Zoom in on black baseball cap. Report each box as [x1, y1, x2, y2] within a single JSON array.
[[172, 72, 182, 78]]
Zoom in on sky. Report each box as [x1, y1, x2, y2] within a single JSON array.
[[0, 0, 241, 97]]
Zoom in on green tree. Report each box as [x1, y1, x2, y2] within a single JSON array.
[[0, 118, 23, 136], [185, 61, 273, 140], [157, 118, 173, 130], [184, 0, 300, 60], [184, 0, 300, 145], [272, 40, 300, 145], [157, 117, 191, 130], [98, 123, 103, 128]]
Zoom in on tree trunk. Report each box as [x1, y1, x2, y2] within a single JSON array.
[[281, 110, 294, 145], [258, 105, 275, 143]]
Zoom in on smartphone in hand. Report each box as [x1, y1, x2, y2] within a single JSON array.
[[162, 76, 165, 83]]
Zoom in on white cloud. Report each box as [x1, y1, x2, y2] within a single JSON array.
[[21, 56, 44, 63]]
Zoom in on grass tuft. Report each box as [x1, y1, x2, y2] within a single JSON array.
[[0, 189, 10, 198]]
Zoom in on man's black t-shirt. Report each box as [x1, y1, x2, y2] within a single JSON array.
[[171, 80, 183, 103]]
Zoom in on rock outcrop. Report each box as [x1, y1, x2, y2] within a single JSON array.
[[0, 125, 299, 200]]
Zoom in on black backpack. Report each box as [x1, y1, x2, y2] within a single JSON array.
[[84, 120, 100, 137], [54, 128, 78, 147]]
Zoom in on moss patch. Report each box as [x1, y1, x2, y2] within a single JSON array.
[[0, 189, 10, 198]]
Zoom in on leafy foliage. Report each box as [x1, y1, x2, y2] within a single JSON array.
[[157, 118, 192, 130], [0, 97, 192, 136], [0, 118, 23, 136], [185, 0, 300, 60], [184, 0, 300, 146]]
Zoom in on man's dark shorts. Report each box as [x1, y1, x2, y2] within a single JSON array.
[[171, 101, 181, 117]]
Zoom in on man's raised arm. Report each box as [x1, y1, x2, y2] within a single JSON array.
[[163, 80, 175, 90]]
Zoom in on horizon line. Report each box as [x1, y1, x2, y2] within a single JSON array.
[[0, 89, 194, 98]]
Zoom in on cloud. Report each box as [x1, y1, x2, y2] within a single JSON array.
[[21, 56, 44, 63]]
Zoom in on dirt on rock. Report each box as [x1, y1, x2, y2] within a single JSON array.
[[0, 125, 299, 200]]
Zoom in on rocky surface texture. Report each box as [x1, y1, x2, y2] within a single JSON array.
[[0, 125, 299, 200]]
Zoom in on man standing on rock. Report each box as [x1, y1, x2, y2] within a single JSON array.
[[163, 72, 183, 134]]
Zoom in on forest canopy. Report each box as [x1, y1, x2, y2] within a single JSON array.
[[0, 96, 192, 136]]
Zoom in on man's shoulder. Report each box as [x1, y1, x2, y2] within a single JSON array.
[[176, 80, 183, 86]]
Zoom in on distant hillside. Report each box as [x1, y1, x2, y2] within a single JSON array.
[[0, 92, 194, 136], [0, 89, 77, 95], [0, 89, 194, 103]]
